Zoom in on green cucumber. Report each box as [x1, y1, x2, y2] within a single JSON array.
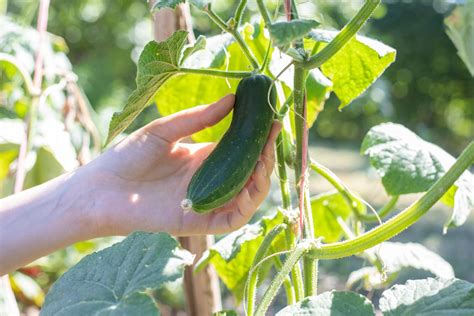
[[181, 74, 276, 213]]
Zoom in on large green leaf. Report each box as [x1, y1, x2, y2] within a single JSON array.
[[311, 191, 365, 243], [348, 242, 454, 290], [276, 291, 375, 316], [380, 278, 474, 315], [106, 31, 189, 144], [307, 30, 396, 109], [155, 23, 271, 143], [444, 0, 474, 76], [361, 123, 473, 230], [269, 19, 319, 47], [305, 69, 332, 127], [41, 232, 193, 316], [195, 211, 285, 301]]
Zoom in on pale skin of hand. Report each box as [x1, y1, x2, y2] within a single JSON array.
[[0, 94, 281, 275]]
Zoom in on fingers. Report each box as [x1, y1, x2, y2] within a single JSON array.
[[144, 94, 235, 142]]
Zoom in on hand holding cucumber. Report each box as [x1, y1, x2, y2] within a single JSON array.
[[79, 92, 281, 236]]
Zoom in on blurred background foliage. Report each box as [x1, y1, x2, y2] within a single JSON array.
[[1, 0, 473, 313], [4, 0, 473, 153]]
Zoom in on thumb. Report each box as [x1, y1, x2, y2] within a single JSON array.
[[144, 94, 235, 142]]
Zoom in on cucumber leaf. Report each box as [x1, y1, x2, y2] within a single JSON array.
[[106, 30, 189, 144], [347, 242, 454, 290], [305, 69, 332, 127], [194, 210, 285, 301], [276, 291, 375, 316], [361, 123, 473, 230], [42, 232, 193, 316], [307, 30, 396, 109], [379, 278, 474, 315], [269, 19, 320, 47], [311, 191, 365, 243], [180, 35, 206, 64]]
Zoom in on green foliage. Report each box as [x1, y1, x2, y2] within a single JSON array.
[[268, 19, 320, 47], [310, 191, 365, 243], [195, 210, 285, 301], [276, 291, 375, 316], [106, 31, 191, 144], [307, 30, 396, 109], [41, 232, 193, 315], [362, 123, 473, 229], [305, 69, 332, 127], [155, 22, 270, 143], [379, 278, 474, 315]]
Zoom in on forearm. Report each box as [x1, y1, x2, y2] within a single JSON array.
[[0, 171, 97, 275]]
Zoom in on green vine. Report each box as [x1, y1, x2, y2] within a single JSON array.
[[303, 0, 381, 69]]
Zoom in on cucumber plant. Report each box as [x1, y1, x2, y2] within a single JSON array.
[[40, 0, 474, 315]]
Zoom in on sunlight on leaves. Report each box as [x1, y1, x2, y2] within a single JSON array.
[[380, 278, 474, 315], [307, 30, 396, 109], [361, 123, 473, 230]]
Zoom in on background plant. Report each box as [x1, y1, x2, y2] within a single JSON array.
[[1, 0, 473, 315]]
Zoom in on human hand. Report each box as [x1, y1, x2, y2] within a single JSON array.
[[80, 94, 281, 236]]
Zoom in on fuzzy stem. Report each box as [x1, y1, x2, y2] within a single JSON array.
[[246, 224, 286, 316], [307, 142, 474, 260], [204, 6, 260, 70], [294, 65, 317, 296], [255, 0, 272, 26], [255, 241, 312, 315], [234, 0, 247, 26], [276, 129, 304, 301], [272, 255, 296, 305]]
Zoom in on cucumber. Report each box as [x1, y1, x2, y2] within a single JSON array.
[[182, 74, 276, 213]]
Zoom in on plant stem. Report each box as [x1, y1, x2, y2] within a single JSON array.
[[307, 142, 474, 260], [275, 129, 304, 301], [246, 224, 286, 316], [234, 0, 247, 26], [13, 0, 50, 193], [255, 0, 272, 26], [293, 65, 317, 296], [256, 241, 312, 315], [272, 256, 296, 305], [179, 67, 253, 78], [304, 0, 380, 69], [205, 6, 260, 70]]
